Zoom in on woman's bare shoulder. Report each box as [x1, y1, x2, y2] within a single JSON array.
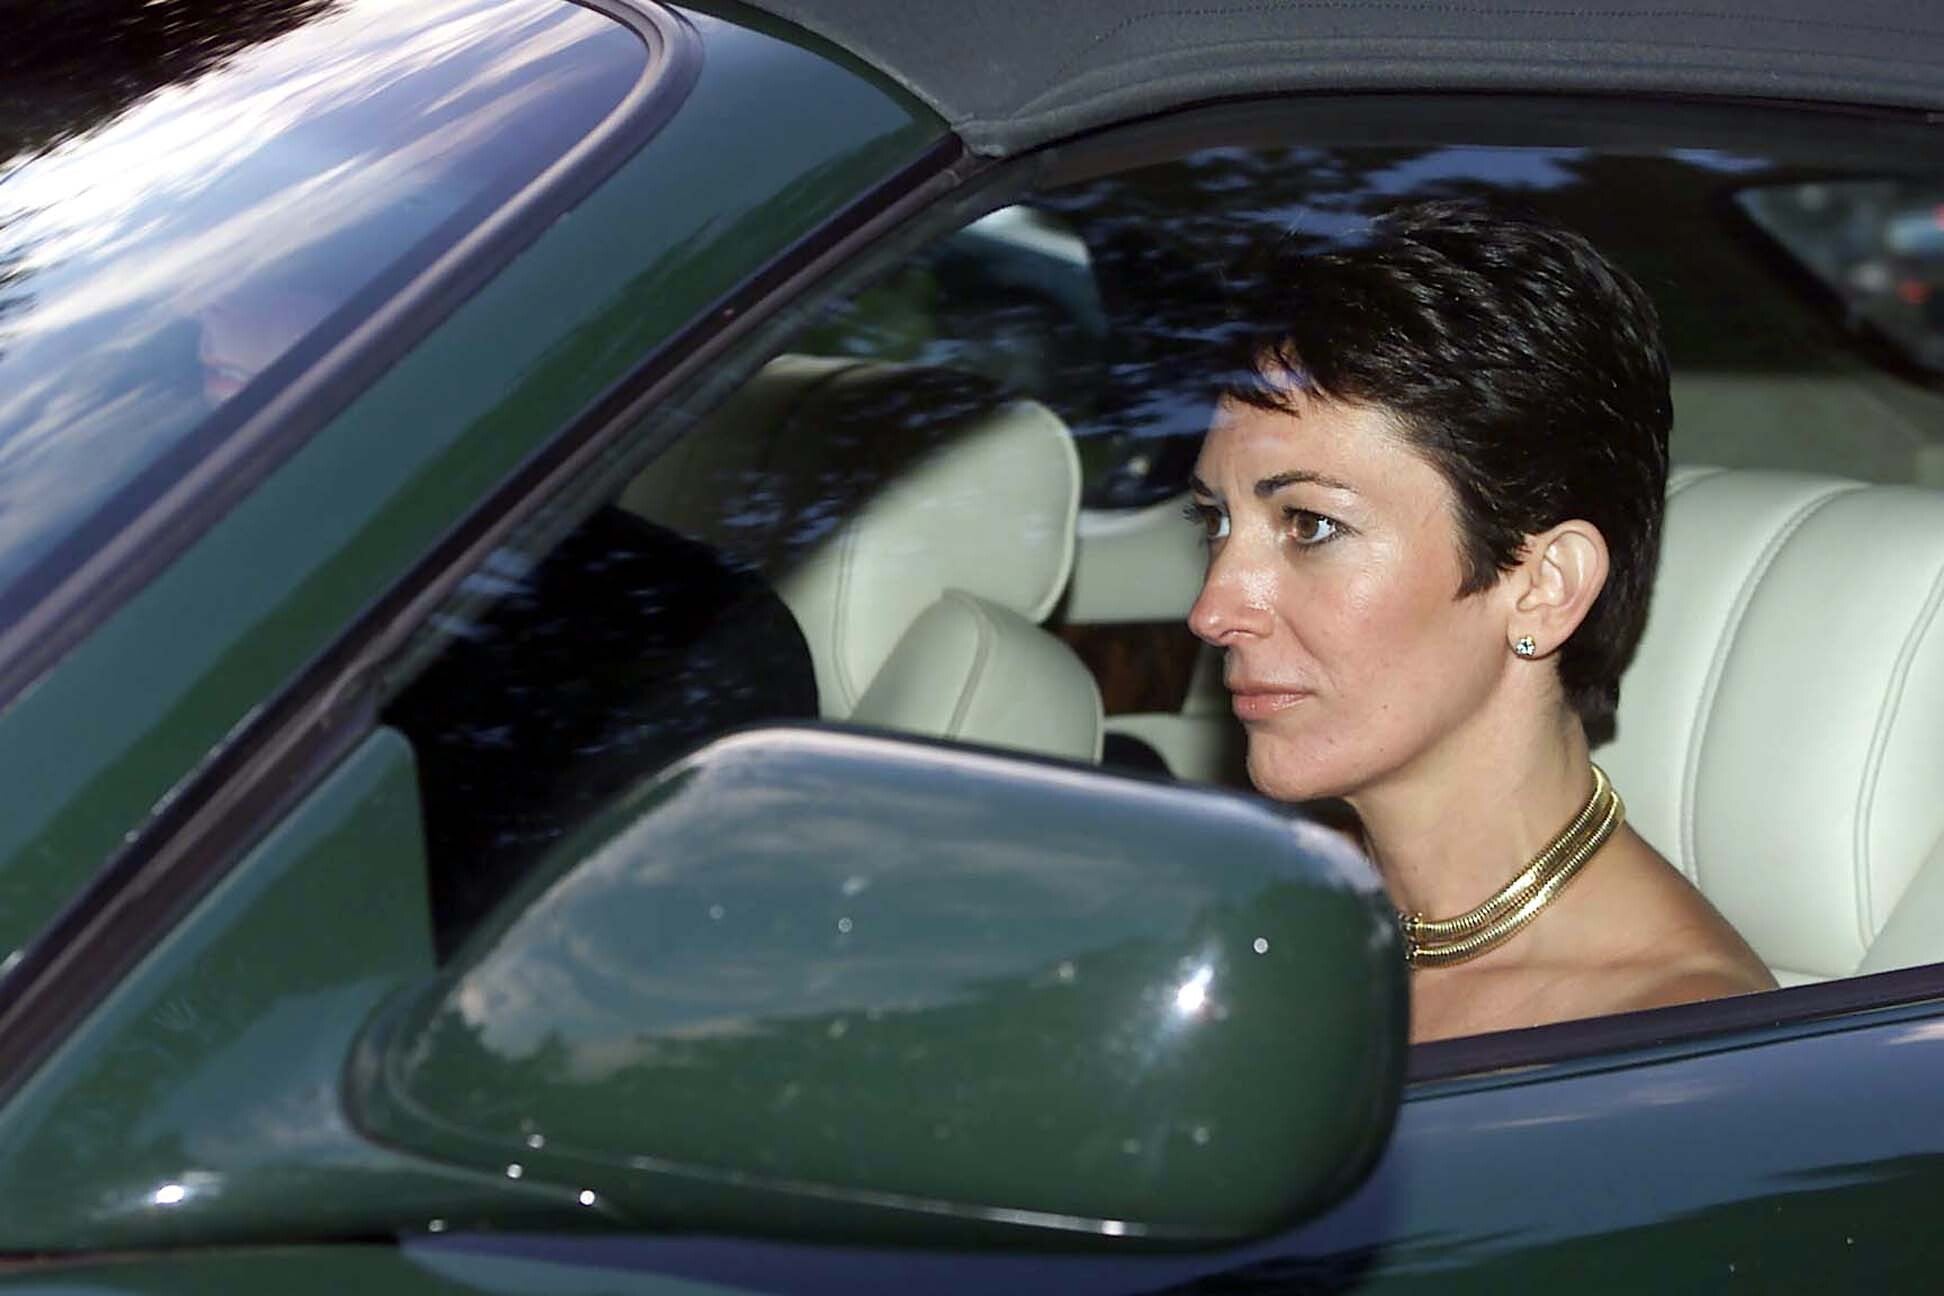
[[1560, 829, 1779, 1015], [1612, 962, 1776, 1014], [1606, 858, 1778, 1009], [1410, 829, 1778, 1041]]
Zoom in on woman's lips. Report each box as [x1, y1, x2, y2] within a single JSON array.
[[1229, 688, 1311, 721]]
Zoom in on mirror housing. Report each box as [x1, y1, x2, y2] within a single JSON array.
[[350, 726, 1404, 1246]]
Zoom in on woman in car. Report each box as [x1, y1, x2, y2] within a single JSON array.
[[1185, 201, 1775, 1041]]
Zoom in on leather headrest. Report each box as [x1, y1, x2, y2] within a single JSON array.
[[623, 356, 1081, 714], [1605, 467, 1944, 980], [852, 591, 1104, 762]]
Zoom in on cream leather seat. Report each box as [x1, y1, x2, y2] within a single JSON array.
[[1604, 466, 1944, 984], [622, 355, 1102, 763]]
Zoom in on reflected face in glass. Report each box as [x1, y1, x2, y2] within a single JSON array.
[[197, 291, 332, 405], [1186, 392, 1508, 803]]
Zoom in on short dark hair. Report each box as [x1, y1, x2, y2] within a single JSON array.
[[1218, 200, 1671, 735]]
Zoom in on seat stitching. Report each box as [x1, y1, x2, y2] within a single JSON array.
[[1862, 823, 1944, 975], [943, 592, 995, 738], [1855, 546, 1944, 955], [806, 361, 873, 712], [830, 523, 864, 711], [1682, 482, 1863, 882]]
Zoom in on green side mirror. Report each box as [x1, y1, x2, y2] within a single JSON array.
[[350, 726, 1405, 1246]]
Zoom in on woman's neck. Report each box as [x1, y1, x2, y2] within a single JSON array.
[[1347, 705, 1594, 922]]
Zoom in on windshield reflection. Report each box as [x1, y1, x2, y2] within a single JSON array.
[[0, 0, 641, 611]]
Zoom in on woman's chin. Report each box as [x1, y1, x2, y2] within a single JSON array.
[[1245, 744, 1357, 804]]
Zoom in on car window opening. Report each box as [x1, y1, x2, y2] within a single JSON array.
[[381, 132, 1944, 1050]]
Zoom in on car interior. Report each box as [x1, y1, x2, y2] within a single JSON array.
[[618, 355, 1104, 766], [385, 139, 1944, 1008]]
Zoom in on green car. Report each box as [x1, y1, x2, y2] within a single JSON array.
[[4, 0, 1944, 1289]]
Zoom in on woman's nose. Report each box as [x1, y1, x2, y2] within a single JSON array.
[[1187, 548, 1274, 645]]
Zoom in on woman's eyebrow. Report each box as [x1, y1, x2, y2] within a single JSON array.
[[1255, 469, 1357, 498]]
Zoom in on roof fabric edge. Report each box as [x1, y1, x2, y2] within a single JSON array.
[[735, 1, 1944, 156]]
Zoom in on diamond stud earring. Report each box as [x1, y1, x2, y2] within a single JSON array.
[[1513, 635, 1538, 659]]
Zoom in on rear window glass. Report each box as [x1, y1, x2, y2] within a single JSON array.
[[0, 0, 643, 613], [1739, 179, 1944, 374]]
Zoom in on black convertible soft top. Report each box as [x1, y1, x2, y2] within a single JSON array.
[[737, 0, 1944, 154]]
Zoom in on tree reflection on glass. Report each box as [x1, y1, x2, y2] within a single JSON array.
[[792, 144, 1814, 509], [0, 0, 340, 167]]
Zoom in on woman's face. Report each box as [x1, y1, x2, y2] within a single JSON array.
[[1187, 392, 1513, 802]]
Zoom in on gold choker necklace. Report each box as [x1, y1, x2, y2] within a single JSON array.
[[1399, 764, 1624, 970]]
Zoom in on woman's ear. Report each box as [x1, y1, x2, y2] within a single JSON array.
[[1505, 519, 1609, 659]]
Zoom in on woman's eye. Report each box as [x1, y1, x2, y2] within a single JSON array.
[[1183, 501, 1230, 542], [1286, 509, 1341, 546]]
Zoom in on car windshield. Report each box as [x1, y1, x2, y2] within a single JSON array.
[[0, 0, 642, 618]]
